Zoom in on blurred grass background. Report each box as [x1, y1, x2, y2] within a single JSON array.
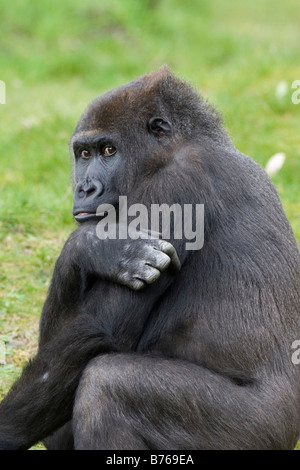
[[0, 0, 299, 450]]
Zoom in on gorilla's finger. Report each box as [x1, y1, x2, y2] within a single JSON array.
[[146, 251, 171, 271], [142, 267, 161, 284], [158, 241, 181, 272], [128, 279, 146, 291]]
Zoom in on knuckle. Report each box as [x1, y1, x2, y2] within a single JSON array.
[[132, 279, 145, 290], [160, 240, 174, 253], [119, 271, 130, 282], [156, 253, 171, 269], [144, 269, 161, 283]]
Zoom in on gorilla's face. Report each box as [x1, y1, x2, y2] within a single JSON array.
[[71, 131, 122, 223], [70, 73, 173, 224]]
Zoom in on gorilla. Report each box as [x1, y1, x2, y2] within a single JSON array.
[[0, 66, 299, 450]]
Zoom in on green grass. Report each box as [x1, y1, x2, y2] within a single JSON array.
[[0, 0, 299, 450]]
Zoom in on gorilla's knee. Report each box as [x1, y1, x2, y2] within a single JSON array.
[[73, 354, 133, 449]]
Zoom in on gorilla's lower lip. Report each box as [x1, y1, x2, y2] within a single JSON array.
[[74, 212, 97, 222]]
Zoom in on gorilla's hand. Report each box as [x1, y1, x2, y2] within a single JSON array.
[[116, 238, 181, 290], [67, 224, 181, 290]]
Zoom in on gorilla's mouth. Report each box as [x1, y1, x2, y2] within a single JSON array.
[[74, 211, 97, 222]]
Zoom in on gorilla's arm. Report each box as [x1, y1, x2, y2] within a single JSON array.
[[39, 223, 181, 345], [0, 227, 182, 450], [0, 314, 106, 450], [72, 223, 181, 290]]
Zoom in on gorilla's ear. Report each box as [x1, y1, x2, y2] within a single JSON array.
[[148, 117, 172, 138]]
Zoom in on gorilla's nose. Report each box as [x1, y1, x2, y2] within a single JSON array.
[[76, 178, 104, 199]]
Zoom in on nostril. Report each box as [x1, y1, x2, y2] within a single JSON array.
[[75, 182, 85, 199], [85, 185, 95, 196]]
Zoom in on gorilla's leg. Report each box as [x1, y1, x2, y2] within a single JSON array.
[[73, 353, 298, 450], [43, 422, 73, 450]]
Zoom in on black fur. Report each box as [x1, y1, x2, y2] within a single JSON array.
[[0, 67, 299, 450]]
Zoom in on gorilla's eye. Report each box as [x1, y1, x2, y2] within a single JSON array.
[[81, 150, 91, 159], [103, 145, 116, 157]]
